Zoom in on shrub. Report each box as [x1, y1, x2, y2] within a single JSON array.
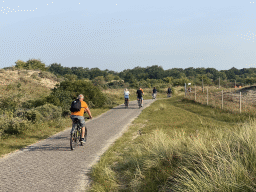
[[18, 70, 29, 75], [25, 109, 43, 123], [15, 59, 47, 71], [0, 69, 5, 73], [3, 117, 30, 134], [22, 97, 48, 109], [31, 72, 39, 79], [13, 108, 29, 119], [0, 95, 21, 112], [48, 80, 107, 108], [34, 103, 62, 121], [6, 83, 16, 91], [39, 71, 58, 81], [17, 82, 21, 89], [19, 77, 32, 84], [46, 89, 73, 112]]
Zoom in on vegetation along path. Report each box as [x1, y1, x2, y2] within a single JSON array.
[[0, 99, 155, 192]]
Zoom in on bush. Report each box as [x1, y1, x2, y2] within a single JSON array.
[[25, 109, 44, 123], [39, 71, 58, 81], [31, 72, 40, 80], [13, 108, 29, 119], [18, 70, 29, 75], [0, 95, 21, 112], [34, 103, 62, 121], [15, 59, 47, 71], [22, 97, 48, 109], [0, 69, 5, 73], [2, 117, 30, 135], [19, 77, 32, 84], [48, 80, 107, 108]]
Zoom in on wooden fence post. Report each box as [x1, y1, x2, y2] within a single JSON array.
[[195, 85, 196, 101], [207, 88, 208, 105], [222, 90, 223, 109], [240, 92, 241, 113]]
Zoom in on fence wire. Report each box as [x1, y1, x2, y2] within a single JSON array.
[[185, 86, 256, 114]]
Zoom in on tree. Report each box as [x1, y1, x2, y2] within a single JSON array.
[[25, 59, 47, 71], [92, 76, 106, 87], [64, 74, 78, 81], [47, 80, 107, 108], [15, 60, 26, 69], [146, 65, 164, 79]]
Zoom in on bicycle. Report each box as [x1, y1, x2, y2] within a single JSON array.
[[167, 93, 172, 98], [137, 98, 142, 108], [125, 98, 129, 108], [70, 117, 90, 150], [152, 93, 156, 99]]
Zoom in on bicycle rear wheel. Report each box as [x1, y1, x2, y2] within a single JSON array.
[[125, 99, 128, 108], [78, 129, 83, 146], [70, 127, 78, 150]]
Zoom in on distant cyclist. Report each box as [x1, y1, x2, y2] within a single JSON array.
[[152, 87, 157, 99], [70, 94, 92, 143], [167, 87, 172, 97], [137, 87, 144, 107], [124, 88, 130, 105]]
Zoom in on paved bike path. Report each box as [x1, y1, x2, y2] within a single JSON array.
[[0, 99, 156, 192]]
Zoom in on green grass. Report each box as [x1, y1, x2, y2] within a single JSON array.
[[88, 95, 256, 192]]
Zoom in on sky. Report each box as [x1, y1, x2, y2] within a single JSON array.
[[0, 0, 256, 72]]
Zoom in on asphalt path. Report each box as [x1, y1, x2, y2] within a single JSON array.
[[0, 99, 156, 192]]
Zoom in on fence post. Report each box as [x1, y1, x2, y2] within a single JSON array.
[[222, 90, 223, 109], [207, 88, 208, 105], [240, 92, 241, 113], [195, 85, 196, 101], [185, 83, 186, 97]]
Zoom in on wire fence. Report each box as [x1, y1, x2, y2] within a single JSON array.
[[184, 86, 256, 114]]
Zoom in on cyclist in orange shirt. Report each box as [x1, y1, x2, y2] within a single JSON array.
[[70, 94, 92, 143]]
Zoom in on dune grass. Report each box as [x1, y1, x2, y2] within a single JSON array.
[[88, 95, 256, 192]]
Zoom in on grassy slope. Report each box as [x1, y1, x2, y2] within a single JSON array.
[[88, 95, 256, 191]]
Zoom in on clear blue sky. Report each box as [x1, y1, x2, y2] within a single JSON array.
[[0, 0, 255, 72]]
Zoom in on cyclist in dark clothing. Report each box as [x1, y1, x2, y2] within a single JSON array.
[[152, 87, 157, 99], [136, 88, 144, 106], [167, 87, 172, 97]]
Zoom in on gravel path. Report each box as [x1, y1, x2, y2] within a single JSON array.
[[0, 99, 155, 192]]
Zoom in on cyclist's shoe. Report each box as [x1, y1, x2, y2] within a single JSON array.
[[80, 138, 86, 143]]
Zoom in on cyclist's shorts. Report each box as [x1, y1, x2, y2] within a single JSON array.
[[137, 97, 143, 100], [70, 115, 86, 127]]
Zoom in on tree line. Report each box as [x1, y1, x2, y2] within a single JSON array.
[[5, 59, 256, 87]]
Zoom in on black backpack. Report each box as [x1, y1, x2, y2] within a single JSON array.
[[70, 99, 81, 112]]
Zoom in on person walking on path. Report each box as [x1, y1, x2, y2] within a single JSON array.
[[152, 87, 157, 99], [167, 87, 172, 97], [70, 94, 92, 143]]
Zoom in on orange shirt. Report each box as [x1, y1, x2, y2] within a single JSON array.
[[71, 100, 88, 116]]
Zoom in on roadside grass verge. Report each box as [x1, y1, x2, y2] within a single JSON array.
[[88, 95, 256, 191]]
